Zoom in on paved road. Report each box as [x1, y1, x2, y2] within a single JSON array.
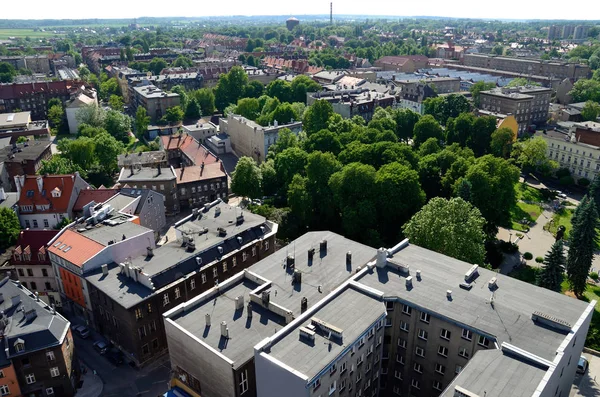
[[571, 353, 600, 396]]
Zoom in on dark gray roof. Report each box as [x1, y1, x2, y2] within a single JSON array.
[[77, 219, 151, 246], [166, 231, 377, 365], [0, 192, 18, 209], [356, 244, 589, 361], [118, 151, 166, 167], [1, 139, 51, 162], [0, 278, 69, 359], [440, 349, 547, 397], [118, 166, 175, 183], [266, 285, 385, 379]]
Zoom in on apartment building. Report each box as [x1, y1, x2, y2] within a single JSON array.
[[307, 89, 395, 123], [0, 111, 52, 142], [0, 80, 78, 120], [175, 162, 228, 209], [128, 73, 203, 93], [163, 232, 377, 397], [0, 55, 51, 74], [462, 54, 590, 80], [0, 277, 79, 397], [15, 173, 89, 230], [118, 165, 179, 214], [219, 114, 303, 163], [131, 84, 180, 123], [573, 25, 589, 41], [547, 25, 561, 40], [479, 86, 551, 134], [65, 87, 98, 134], [182, 119, 218, 144], [374, 56, 429, 72], [1, 139, 52, 190], [164, 232, 594, 397], [9, 230, 61, 308], [85, 200, 276, 367]]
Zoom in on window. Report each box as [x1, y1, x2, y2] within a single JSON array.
[[394, 370, 402, 380], [386, 301, 394, 311], [0, 385, 9, 396], [160, 185, 165, 191], [418, 329, 428, 340], [415, 346, 425, 357], [201, 273, 207, 283], [312, 378, 321, 391], [25, 220, 30, 228], [376, 336, 382, 347], [420, 312, 430, 323], [27, 268, 33, 277], [50, 367, 60, 377], [153, 338, 159, 350], [30, 281, 37, 290], [135, 308, 143, 320], [433, 380, 443, 391], [435, 363, 446, 375], [163, 293, 169, 306], [0, 370, 3, 378], [340, 379, 346, 391], [396, 354, 405, 365], [330, 363, 337, 375], [438, 345, 449, 357], [175, 287, 181, 299], [455, 365, 463, 374], [400, 321, 409, 332], [440, 329, 451, 340], [367, 345, 374, 356], [462, 329, 473, 340], [44, 219, 49, 228], [265, 240, 269, 250], [232, 257, 237, 267], [46, 351, 55, 361], [413, 363, 422, 373], [223, 262, 228, 272], [190, 278, 196, 290], [357, 354, 364, 365], [15, 343, 24, 353], [33, 220, 38, 228], [25, 373, 35, 384], [242, 252, 248, 262], [359, 336, 365, 348], [147, 303, 153, 314], [142, 344, 149, 355], [397, 338, 407, 348], [329, 381, 337, 395], [385, 317, 392, 327], [239, 369, 249, 394], [340, 361, 347, 373], [252, 247, 257, 257], [213, 267, 218, 278], [18, 269, 24, 276], [459, 347, 470, 359], [402, 304, 412, 315], [478, 335, 490, 348], [411, 379, 420, 389], [42, 268, 48, 277]]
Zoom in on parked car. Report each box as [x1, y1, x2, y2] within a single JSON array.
[[577, 356, 589, 374], [93, 340, 108, 355], [74, 325, 90, 339], [106, 348, 124, 366]]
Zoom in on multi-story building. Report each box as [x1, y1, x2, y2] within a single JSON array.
[[462, 54, 590, 80], [573, 25, 589, 41], [182, 119, 218, 144], [118, 165, 179, 214], [117, 151, 168, 169], [0, 55, 51, 74], [48, 203, 156, 323], [128, 73, 203, 93], [106, 65, 145, 103], [0, 81, 79, 120], [479, 86, 552, 134], [0, 111, 52, 142], [562, 25, 575, 39], [164, 232, 594, 397], [131, 84, 180, 123], [9, 230, 61, 307], [1, 139, 52, 190], [307, 89, 395, 123], [15, 173, 89, 230], [374, 56, 429, 72], [175, 162, 228, 209], [547, 25, 561, 40], [85, 200, 277, 367], [65, 87, 98, 134], [219, 115, 303, 163], [0, 277, 79, 396], [163, 231, 376, 397], [538, 121, 600, 181]]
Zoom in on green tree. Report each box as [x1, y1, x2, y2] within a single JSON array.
[[235, 98, 261, 120], [471, 116, 497, 157], [274, 147, 308, 188], [55, 217, 73, 230], [581, 101, 600, 121], [94, 132, 125, 175], [506, 77, 541, 88], [0, 62, 16, 83], [267, 128, 299, 160], [569, 79, 600, 103], [76, 105, 106, 128], [455, 179, 473, 202], [38, 156, 86, 178], [589, 174, 600, 213], [391, 108, 421, 143], [490, 127, 515, 158], [148, 57, 168, 75], [303, 100, 334, 136], [231, 157, 262, 199], [537, 240, 566, 292], [104, 110, 131, 143], [470, 81, 496, 107], [243, 81, 265, 99], [214, 66, 249, 111], [413, 114, 444, 147], [260, 160, 279, 196], [403, 197, 486, 264], [269, 103, 299, 125], [48, 104, 64, 133], [165, 106, 184, 124], [193, 88, 216, 115], [304, 129, 342, 155], [266, 79, 293, 103], [306, 151, 342, 228], [290, 75, 321, 103], [185, 99, 201, 120], [58, 137, 96, 169], [0, 207, 20, 249], [108, 95, 124, 111], [567, 196, 599, 296], [445, 112, 475, 147], [99, 77, 120, 100], [172, 55, 194, 68], [135, 106, 150, 138], [423, 94, 470, 125], [287, 174, 311, 224], [512, 136, 558, 174], [47, 98, 62, 109]]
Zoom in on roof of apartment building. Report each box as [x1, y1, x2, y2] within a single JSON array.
[[1, 140, 51, 163], [132, 84, 179, 99], [16, 173, 78, 214], [0, 278, 70, 358], [375, 55, 429, 64], [266, 285, 385, 379], [73, 188, 120, 213], [161, 134, 219, 166], [0, 111, 30, 127], [0, 80, 76, 100], [48, 229, 105, 267], [11, 229, 58, 264], [117, 151, 167, 168], [480, 87, 534, 100], [165, 231, 376, 367], [175, 163, 226, 184], [85, 200, 270, 308], [118, 165, 176, 183], [355, 243, 590, 362]]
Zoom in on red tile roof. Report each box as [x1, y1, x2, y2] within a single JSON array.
[[161, 134, 219, 165], [175, 163, 226, 184], [0, 80, 76, 100], [48, 230, 104, 267], [73, 188, 119, 213], [11, 229, 59, 265], [17, 174, 77, 214]]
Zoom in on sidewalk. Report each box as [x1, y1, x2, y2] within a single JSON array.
[[76, 363, 104, 397]]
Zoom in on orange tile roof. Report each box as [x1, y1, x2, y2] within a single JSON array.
[[17, 174, 77, 213], [48, 230, 104, 267], [175, 163, 226, 184], [73, 188, 119, 213], [161, 134, 219, 165]]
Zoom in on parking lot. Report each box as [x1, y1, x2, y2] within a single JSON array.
[[571, 352, 600, 396]]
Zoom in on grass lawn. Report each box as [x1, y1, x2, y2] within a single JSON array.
[[509, 202, 544, 231], [545, 208, 574, 239], [0, 28, 64, 39], [515, 183, 544, 203], [508, 264, 541, 284]]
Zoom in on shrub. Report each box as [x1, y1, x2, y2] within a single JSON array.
[[591, 272, 599, 281], [535, 256, 544, 263], [523, 252, 533, 260], [499, 240, 519, 253], [579, 177, 591, 187]]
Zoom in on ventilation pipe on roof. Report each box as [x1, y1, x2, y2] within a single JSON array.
[[376, 248, 387, 268], [220, 321, 229, 338], [205, 313, 211, 327], [101, 264, 108, 277]]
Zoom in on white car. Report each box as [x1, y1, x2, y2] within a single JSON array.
[[558, 193, 568, 199]]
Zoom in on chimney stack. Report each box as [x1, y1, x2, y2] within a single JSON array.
[[205, 313, 211, 327], [101, 264, 108, 276], [220, 321, 229, 338], [301, 297, 308, 313]]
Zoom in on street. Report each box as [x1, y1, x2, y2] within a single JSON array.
[[72, 327, 171, 397], [571, 352, 600, 396]]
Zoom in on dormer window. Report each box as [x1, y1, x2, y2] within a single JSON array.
[[14, 339, 25, 353], [51, 188, 61, 198]]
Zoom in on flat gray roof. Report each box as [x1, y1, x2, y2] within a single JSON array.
[[118, 166, 175, 183], [77, 218, 150, 246], [133, 85, 179, 99], [266, 285, 385, 379], [356, 244, 589, 361], [440, 349, 547, 397], [0, 111, 30, 128]]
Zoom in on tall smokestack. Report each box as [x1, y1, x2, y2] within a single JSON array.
[[330, 2, 333, 25]]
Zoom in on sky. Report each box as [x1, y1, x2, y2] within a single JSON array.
[[5, 0, 600, 21]]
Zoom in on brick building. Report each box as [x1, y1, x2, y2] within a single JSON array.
[[0, 81, 79, 120], [1, 139, 52, 189]]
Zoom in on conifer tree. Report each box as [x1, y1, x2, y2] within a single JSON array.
[[589, 174, 600, 212], [567, 196, 598, 296], [537, 240, 566, 292]]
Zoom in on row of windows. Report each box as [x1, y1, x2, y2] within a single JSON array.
[[550, 142, 597, 158], [315, 368, 380, 397], [20, 281, 52, 291], [24, 218, 50, 228], [17, 268, 49, 277]]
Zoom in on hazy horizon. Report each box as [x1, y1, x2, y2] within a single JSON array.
[[3, 0, 600, 22]]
